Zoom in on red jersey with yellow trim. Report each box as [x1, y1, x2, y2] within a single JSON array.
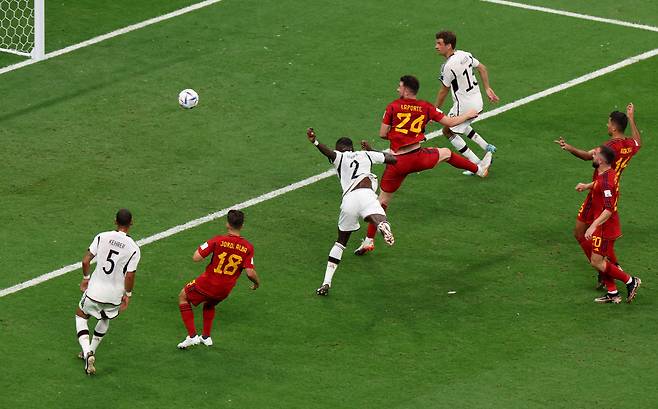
[[194, 234, 255, 298], [590, 168, 621, 239], [382, 98, 445, 152], [592, 137, 640, 180]]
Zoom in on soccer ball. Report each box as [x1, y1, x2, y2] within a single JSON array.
[[178, 89, 199, 109]]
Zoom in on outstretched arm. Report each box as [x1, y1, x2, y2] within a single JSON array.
[[554, 137, 594, 160], [626, 103, 641, 147], [439, 109, 479, 128], [435, 84, 450, 109], [360, 140, 397, 164], [476, 63, 499, 103], [307, 128, 337, 161]]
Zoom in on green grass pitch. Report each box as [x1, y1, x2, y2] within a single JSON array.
[[1, 1, 657, 408]]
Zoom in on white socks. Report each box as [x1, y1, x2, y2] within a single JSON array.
[[323, 242, 346, 286], [75, 315, 91, 357], [464, 126, 490, 150], [448, 134, 480, 163], [90, 319, 109, 353]]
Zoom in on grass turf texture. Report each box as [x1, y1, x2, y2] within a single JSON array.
[[1, 0, 657, 408]]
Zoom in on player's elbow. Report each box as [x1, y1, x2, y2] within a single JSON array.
[[192, 251, 203, 262]]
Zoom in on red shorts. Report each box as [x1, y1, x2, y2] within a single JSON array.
[[591, 234, 615, 258], [577, 193, 594, 224], [381, 147, 440, 193], [184, 279, 230, 306]]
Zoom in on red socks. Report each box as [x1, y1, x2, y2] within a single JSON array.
[[202, 304, 216, 337], [447, 152, 478, 173], [179, 303, 197, 337], [604, 261, 631, 284], [366, 203, 388, 239]]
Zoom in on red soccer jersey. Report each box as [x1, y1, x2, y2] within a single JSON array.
[[382, 98, 445, 152], [591, 137, 640, 180], [590, 168, 621, 239], [195, 234, 255, 298]]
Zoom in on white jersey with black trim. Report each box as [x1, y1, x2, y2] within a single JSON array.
[[332, 150, 385, 195], [439, 49, 484, 114], [86, 230, 141, 305]]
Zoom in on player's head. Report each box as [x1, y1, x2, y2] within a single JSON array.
[[335, 137, 354, 152], [398, 75, 419, 97], [435, 31, 456, 56], [593, 145, 616, 168], [607, 111, 628, 135], [227, 209, 244, 230], [115, 208, 133, 228]]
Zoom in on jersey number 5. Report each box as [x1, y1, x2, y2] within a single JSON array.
[[103, 250, 120, 274], [395, 113, 425, 135], [213, 252, 243, 276]]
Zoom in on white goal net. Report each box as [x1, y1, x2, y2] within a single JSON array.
[[0, 0, 44, 59]]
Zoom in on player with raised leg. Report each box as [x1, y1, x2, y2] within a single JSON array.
[[574, 146, 641, 303], [307, 128, 396, 296], [177, 210, 260, 349], [435, 30, 499, 175], [355, 75, 492, 255], [75, 209, 141, 375]]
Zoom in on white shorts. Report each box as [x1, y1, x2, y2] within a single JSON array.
[[338, 188, 385, 232], [448, 99, 483, 134], [79, 292, 121, 320]]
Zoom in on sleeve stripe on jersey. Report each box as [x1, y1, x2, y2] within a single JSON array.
[[123, 251, 137, 274]]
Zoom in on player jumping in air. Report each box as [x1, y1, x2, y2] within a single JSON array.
[[75, 208, 141, 375], [435, 30, 499, 175], [176, 210, 260, 349], [574, 145, 641, 303], [307, 128, 396, 296], [555, 104, 641, 287], [354, 75, 493, 256]]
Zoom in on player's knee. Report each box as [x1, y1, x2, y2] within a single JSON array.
[[589, 257, 604, 271], [438, 147, 452, 161], [178, 289, 188, 304]]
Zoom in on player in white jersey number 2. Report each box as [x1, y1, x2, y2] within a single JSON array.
[[307, 128, 396, 296], [435, 30, 499, 175], [75, 208, 141, 375]]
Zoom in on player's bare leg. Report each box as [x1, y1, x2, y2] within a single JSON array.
[[177, 289, 200, 349], [443, 126, 481, 175], [318, 230, 351, 295], [356, 191, 394, 255]]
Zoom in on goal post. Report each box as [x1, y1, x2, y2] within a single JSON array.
[[0, 0, 45, 59]]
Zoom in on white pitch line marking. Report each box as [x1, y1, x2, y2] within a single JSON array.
[[0, 0, 224, 76], [2, 47, 657, 298], [480, 0, 658, 33]]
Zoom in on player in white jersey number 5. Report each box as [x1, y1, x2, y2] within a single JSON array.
[[307, 128, 396, 296], [435, 30, 499, 175], [75, 208, 141, 375]]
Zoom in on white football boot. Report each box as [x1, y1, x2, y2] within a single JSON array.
[[177, 335, 201, 349]]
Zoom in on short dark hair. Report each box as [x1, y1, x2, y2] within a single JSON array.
[[599, 145, 616, 165], [336, 137, 353, 150], [609, 111, 628, 132], [400, 75, 420, 94], [116, 208, 132, 227], [436, 31, 457, 49], [227, 209, 244, 229]]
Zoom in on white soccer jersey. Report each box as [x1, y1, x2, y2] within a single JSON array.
[[86, 230, 141, 305], [439, 50, 483, 113], [332, 150, 385, 195]]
